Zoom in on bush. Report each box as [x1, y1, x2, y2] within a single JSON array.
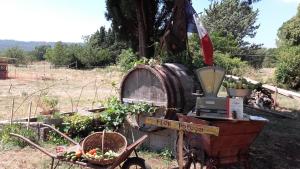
[[191, 55, 205, 69], [95, 48, 112, 65], [117, 48, 139, 71], [108, 41, 129, 63], [77, 46, 112, 67], [159, 148, 173, 161], [62, 113, 94, 138], [45, 42, 76, 66], [0, 124, 37, 148], [275, 47, 300, 89], [100, 97, 130, 130], [214, 52, 248, 75], [41, 95, 58, 110], [100, 97, 157, 130], [47, 130, 70, 145]]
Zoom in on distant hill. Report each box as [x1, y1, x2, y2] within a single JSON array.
[[0, 39, 76, 52]]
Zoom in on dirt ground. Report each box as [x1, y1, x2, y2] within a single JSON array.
[[0, 63, 299, 169], [0, 142, 178, 169], [247, 109, 300, 169]]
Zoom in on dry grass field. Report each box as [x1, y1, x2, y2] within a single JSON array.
[[0, 62, 123, 121], [1, 63, 298, 121]]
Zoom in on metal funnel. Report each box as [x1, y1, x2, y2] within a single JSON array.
[[196, 66, 225, 97]]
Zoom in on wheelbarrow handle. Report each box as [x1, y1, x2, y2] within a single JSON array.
[[10, 133, 57, 158], [11, 122, 79, 145], [41, 123, 78, 145]]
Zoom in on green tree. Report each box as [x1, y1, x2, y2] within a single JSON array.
[[106, 28, 116, 46], [89, 26, 107, 48], [105, 0, 174, 57], [275, 46, 300, 89], [5, 47, 27, 65], [202, 0, 260, 47], [277, 4, 300, 47], [108, 41, 129, 63], [80, 26, 128, 67], [117, 48, 139, 71], [32, 45, 51, 60], [105, 0, 260, 59], [214, 52, 248, 75], [201, 0, 264, 68], [45, 42, 75, 66], [78, 46, 111, 67], [209, 32, 239, 54], [65, 44, 83, 67], [99, 27, 106, 46], [275, 4, 300, 89], [89, 30, 101, 48]]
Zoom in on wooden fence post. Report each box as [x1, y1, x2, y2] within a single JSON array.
[[10, 98, 15, 125], [27, 102, 32, 130], [178, 130, 184, 169]]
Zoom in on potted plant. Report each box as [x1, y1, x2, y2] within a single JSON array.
[[222, 77, 254, 97], [39, 95, 59, 115], [38, 95, 63, 126]]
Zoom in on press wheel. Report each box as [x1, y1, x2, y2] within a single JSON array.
[[175, 133, 205, 169]]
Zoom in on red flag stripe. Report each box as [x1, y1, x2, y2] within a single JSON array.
[[193, 14, 214, 66], [200, 34, 214, 66]]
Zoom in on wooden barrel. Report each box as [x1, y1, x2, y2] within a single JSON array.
[[120, 63, 199, 120]]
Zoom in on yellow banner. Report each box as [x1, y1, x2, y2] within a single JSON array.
[[145, 117, 219, 136]]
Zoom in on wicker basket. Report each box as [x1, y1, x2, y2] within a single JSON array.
[[82, 132, 127, 166]]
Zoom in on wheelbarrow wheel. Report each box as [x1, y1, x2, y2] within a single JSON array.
[[121, 157, 151, 169]]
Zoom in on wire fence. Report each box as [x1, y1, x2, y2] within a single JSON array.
[[0, 63, 123, 121]]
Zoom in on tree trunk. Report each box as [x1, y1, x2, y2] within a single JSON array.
[[160, 0, 187, 54], [136, 0, 147, 58], [144, 0, 156, 58], [172, 0, 187, 51]]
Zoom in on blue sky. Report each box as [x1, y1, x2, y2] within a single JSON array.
[[0, 0, 299, 48]]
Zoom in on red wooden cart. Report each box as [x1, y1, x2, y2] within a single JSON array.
[[0, 59, 8, 79], [177, 114, 267, 169], [10, 123, 150, 169]]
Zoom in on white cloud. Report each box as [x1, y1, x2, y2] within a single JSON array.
[[281, 0, 300, 3]]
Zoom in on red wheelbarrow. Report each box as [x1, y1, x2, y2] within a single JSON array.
[[176, 114, 267, 169]]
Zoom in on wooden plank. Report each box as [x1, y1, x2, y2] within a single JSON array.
[[145, 117, 219, 136]]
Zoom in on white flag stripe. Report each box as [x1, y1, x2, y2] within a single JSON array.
[[193, 14, 207, 38]]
